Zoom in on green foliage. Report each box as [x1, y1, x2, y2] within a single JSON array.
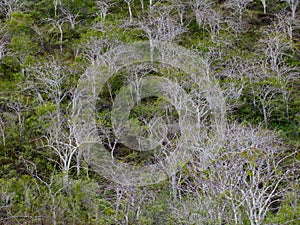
[[35, 102, 57, 116], [8, 12, 34, 35], [265, 189, 300, 225]]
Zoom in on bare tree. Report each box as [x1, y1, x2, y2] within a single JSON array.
[[23, 57, 100, 183], [258, 24, 293, 72], [224, 0, 252, 35], [250, 23, 297, 124], [124, 0, 134, 22], [275, 11, 300, 40], [246, 61, 296, 128], [0, 102, 18, 147], [61, 7, 80, 30], [0, 179, 15, 220], [168, 0, 189, 26], [96, 0, 114, 20], [245, 57, 293, 128], [149, 0, 157, 11], [53, 0, 63, 17], [225, 0, 253, 21], [251, 80, 281, 128], [69, 86, 101, 177], [0, 39, 7, 59], [139, 0, 144, 11], [24, 160, 63, 225], [191, 0, 222, 39], [0, 0, 28, 19], [110, 185, 148, 224], [6, 97, 28, 140], [137, 6, 186, 61], [217, 123, 292, 225], [170, 122, 292, 225], [0, 26, 8, 59], [45, 17, 68, 52], [217, 55, 250, 108], [0, 116, 5, 145], [41, 118, 79, 185], [260, 0, 267, 14], [79, 36, 118, 65], [282, 0, 299, 19], [25, 58, 77, 184]]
